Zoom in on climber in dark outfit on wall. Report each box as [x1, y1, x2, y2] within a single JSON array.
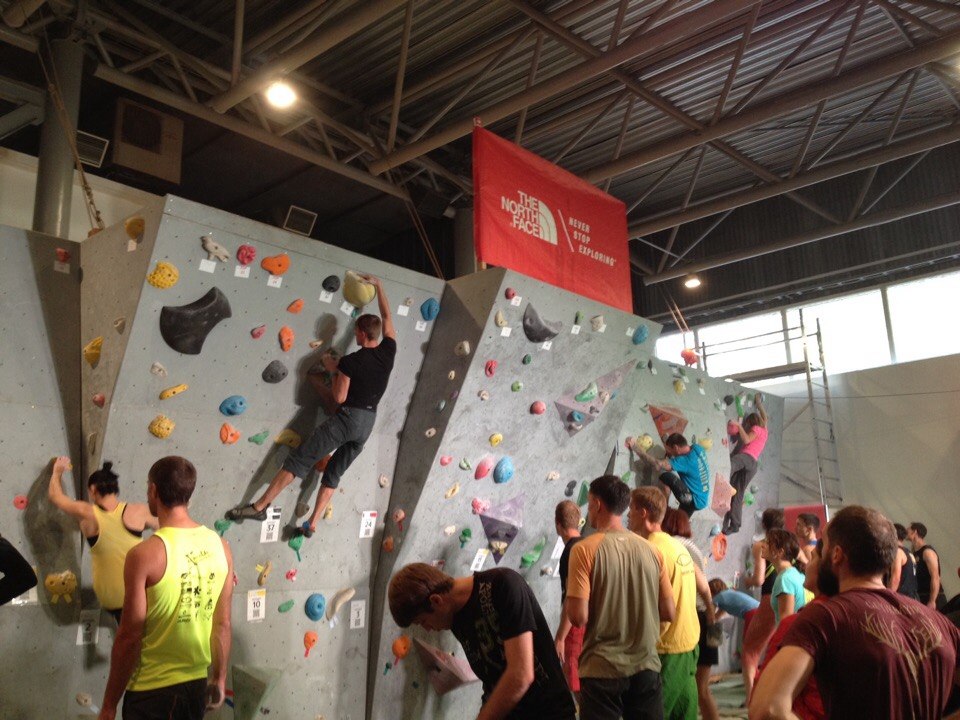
[[227, 275, 396, 538]]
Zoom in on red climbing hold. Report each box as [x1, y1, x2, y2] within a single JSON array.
[[287, 298, 304, 314], [13, 495, 28, 510], [236, 244, 256, 266], [504, 288, 516, 300], [261, 254, 290, 276], [279, 326, 294, 352], [251, 325, 266, 339], [56, 248, 71, 263], [485, 360, 497, 377], [530, 401, 546, 415], [681, 348, 699, 366]]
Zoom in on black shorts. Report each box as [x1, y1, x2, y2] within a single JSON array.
[[122, 678, 206, 720], [697, 611, 719, 667]]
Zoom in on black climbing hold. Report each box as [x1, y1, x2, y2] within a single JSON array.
[[322, 275, 340, 292], [723, 394, 735, 407], [262, 359, 288, 383], [522, 303, 562, 343], [564, 481, 577, 498], [159, 287, 232, 355]]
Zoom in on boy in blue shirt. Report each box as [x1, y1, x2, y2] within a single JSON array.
[[629, 433, 710, 517]]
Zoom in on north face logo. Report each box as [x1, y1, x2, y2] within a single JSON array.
[[500, 191, 557, 245]]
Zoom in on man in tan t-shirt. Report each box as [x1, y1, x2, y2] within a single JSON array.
[[566, 475, 676, 720]]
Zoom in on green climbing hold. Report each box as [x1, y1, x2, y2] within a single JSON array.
[[575, 311, 583, 325], [522, 354, 532, 365], [248, 430, 269, 445], [575, 381, 598, 403], [459, 528, 472, 548], [621, 471, 634, 484], [744, 491, 755, 507], [383, 662, 393, 675], [576, 482, 589, 507], [511, 381, 522, 392], [288, 535, 303, 562], [214, 519, 232, 537], [278, 599, 295, 613], [520, 537, 546, 568], [459, 458, 471, 471]]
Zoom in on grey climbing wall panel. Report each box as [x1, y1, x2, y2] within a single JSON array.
[[0, 225, 84, 718], [95, 196, 444, 719]]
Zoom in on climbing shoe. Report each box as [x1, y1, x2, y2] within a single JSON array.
[[225, 503, 267, 522]]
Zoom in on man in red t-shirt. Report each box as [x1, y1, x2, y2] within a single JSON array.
[[750, 506, 960, 720]]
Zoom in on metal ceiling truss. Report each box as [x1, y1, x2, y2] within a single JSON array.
[[1, 0, 958, 278]]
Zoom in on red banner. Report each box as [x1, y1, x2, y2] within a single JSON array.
[[472, 127, 631, 311]]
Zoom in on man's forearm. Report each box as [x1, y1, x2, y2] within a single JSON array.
[[209, 620, 231, 685], [555, 611, 573, 644], [930, 575, 941, 606], [375, 282, 390, 321], [101, 634, 141, 711], [475, 669, 532, 720]]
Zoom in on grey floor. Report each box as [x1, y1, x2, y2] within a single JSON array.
[[711, 673, 749, 719]]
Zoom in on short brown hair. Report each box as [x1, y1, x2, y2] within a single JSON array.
[[765, 528, 800, 561], [828, 506, 897, 576], [761, 508, 784, 532], [356, 314, 382, 341], [555, 500, 580, 530], [148, 456, 196, 507], [631, 487, 666, 523], [662, 507, 692, 538], [708, 578, 727, 596], [664, 433, 688, 448], [388, 563, 454, 628], [589, 475, 631, 515]]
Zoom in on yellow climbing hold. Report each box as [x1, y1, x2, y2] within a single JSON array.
[[673, 378, 686, 395], [323, 504, 333, 520], [147, 261, 179, 289], [275, 429, 302, 448], [159, 383, 188, 400], [44, 570, 77, 604], [343, 270, 377, 308], [445, 482, 460, 499], [124, 216, 145, 241], [83, 336, 103, 368], [489, 433, 503, 447], [148, 415, 175, 439], [637, 434, 655, 452]]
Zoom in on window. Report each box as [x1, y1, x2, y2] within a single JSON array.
[[886, 270, 960, 362], [655, 332, 687, 364], [786, 290, 891, 374], [697, 312, 787, 378]]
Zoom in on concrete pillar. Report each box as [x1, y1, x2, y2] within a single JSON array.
[[453, 206, 476, 277], [33, 38, 83, 238]]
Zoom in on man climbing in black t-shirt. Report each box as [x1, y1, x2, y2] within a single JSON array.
[[227, 274, 397, 538], [389, 563, 576, 720]]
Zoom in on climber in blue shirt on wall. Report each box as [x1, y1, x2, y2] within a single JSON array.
[[629, 433, 709, 518]]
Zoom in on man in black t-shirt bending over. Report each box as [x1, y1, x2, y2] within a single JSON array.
[[390, 563, 576, 720], [227, 274, 396, 537]]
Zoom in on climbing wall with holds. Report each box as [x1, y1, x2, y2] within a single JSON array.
[[0, 225, 88, 718], [367, 268, 662, 719], [611, 359, 784, 673], [93, 196, 444, 719]]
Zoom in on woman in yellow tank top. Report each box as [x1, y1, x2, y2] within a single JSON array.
[[48, 457, 158, 621]]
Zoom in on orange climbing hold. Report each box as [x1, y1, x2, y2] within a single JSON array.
[[304, 631, 318, 658], [392, 635, 412, 665], [287, 298, 304, 314], [279, 326, 294, 352], [382, 536, 395, 552], [261, 254, 290, 276], [220, 423, 241, 445]]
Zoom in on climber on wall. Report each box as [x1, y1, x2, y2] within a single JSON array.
[[722, 394, 768, 535], [226, 274, 396, 538], [627, 433, 710, 517], [47, 457, 158, 622]]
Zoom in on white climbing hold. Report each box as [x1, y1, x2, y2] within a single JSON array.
[[454, 340, 471, 356], [443, 525, 457, 536], [309, 339, 324, 349], [495, 309, 507, 328], [379, 474, 390, 488], [327, 587, 356, 621], [425, 427, 437, 438], [448, 370, 456, 380], [547, 470, 560, 481], [201, 235, 230, 262], [591, 315, 605, 331], [150, 361, 167, 377], [478, 390, 490, 401]]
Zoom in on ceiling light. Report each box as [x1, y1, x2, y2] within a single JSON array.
[[683, 274, 702, 289], [265, 81, 296, 109]]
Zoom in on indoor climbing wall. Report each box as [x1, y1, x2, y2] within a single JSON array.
[[365, 268, 783, 717], [0, 224, 88, 718], [91, 196, 444, 719]]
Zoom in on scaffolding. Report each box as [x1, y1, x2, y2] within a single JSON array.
[[696, 310, 842, 506]]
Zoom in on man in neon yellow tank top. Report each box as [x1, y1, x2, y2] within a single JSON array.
[[48, 457, 158, 622], [98, 456, 234, 720]]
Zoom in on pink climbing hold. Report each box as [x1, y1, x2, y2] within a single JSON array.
[[471, 498, 490, 515], [250, 325, 266, 339], [439, 456, 453, 466], [92, 393, 106, 408], [530, 400, 546, 415], [285, 569, 297, 582], [485, 360, 497, 377], [236, 244, 256, 266], [475, 456, 494, 480], [504, 288, 516, 300], [393, 508, 406, 533], [56, 248, 71, 263], [13, 495, 28, 510]]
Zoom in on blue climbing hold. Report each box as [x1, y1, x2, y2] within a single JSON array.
[[632, 325, 650, 345], [493, 456, 514, 484], [569, 410, 584, 423], [709, 524, 722, 537], [420, 297, 440, 322], [305, 593, 326, 621], [219, 395, 247, 416]]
